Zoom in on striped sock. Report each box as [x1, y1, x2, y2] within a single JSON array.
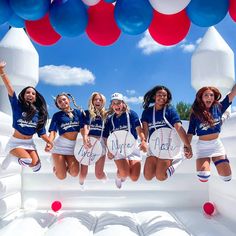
[[166, 158, 184, 178]]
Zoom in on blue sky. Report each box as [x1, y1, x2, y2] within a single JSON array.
[[0, 13, 236, 117]]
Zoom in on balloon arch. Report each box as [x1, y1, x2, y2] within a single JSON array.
[[0, 0, 235, 46]]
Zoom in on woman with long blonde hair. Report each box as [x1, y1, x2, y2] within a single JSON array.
[[79, 92, 108, 188]]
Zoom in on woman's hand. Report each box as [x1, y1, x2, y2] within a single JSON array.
[[139, 140, 148, 152], [0, 61, 6, 70], [184, 145, 192, 159], [45, 141, 53, 152], [107, 151, 114, 160], [83, 136, 92, 149]]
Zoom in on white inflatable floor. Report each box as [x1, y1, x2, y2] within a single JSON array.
[[0, 208, 236, 236]]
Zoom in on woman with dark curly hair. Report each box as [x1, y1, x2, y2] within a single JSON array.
[[0, 61, 51, 172], [141, 85, 192, 182], [187, 85, 236, 183]]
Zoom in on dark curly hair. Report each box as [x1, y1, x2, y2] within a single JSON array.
[[143, 85, 172, 109]]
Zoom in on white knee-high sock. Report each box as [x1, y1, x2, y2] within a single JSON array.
[[166, 158, 184, 178]]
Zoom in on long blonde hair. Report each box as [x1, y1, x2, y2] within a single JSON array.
[[88, 92, 107, 120]]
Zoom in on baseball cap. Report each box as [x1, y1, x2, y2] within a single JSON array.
[[110, 92, 124, 101]]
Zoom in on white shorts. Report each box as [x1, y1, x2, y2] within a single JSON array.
[[6, 136, 36, 152], [114, 142, 141, 161], [196, 138, 226, 159], [52, 136, 76, 155]]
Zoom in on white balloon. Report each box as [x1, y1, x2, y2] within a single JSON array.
[[81, 0, 101, 6], [149, 0, 191, 15]]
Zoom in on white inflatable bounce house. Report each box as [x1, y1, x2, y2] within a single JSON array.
[[0, 27, 236, 236]]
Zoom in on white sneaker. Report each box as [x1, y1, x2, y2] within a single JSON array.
[[115, 177, 122, 189], [79, 180, 85, 191]]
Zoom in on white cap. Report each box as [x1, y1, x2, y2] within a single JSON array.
[[110, 92, 124, 101]]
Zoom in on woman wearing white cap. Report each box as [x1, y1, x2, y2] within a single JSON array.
[[104, 92, 147, 189]]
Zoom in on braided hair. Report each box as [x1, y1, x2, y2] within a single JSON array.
[[18, 86, 48, 132], [143, 85, 172, 109], [55, 92, 84, 118]]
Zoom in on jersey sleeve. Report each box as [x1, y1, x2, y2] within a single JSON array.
[[103, 119, 110, 138], [141, 109, 149, 123], [168, 106, 181, 126], [187, 114, 196, 135], [48, 113, 58, 132], [220, 95, 232, 114], [8, 92, 19, 110], [82, 110, 90, 127], [130, 110, 141, 128], [37, 127, 46, 137]]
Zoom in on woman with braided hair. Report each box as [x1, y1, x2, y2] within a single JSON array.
[[45, 92, 84, 180]]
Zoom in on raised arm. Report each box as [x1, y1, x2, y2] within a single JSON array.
[[0, 61, 14, 97], [228, 83, 236, 102]]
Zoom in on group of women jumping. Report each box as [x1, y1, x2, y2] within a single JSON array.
[[1, 61, 236, 189]]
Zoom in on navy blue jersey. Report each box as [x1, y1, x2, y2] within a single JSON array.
[[104, 110, 141, 139], [188, 95, 231, 136], [141, 105, 181, 138], [82, 110, 106, 137], [49, 109, 83, 135], [9, 92, 46, 136]]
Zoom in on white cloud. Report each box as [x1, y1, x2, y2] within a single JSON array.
[[196, 38, 202, 44], [126, 89, 136, 95], [124, 96, 143, 104], [137, 31, 174, 55], [137, 31, 202, 55], [180, 43, 196, 53], [39, 65, 95, 86], [179, 37, 202, 53]]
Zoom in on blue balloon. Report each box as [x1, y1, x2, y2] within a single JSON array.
[[8, 13, 25, 28], [0, 0, 13, 25], [186, 0, 229, 27], [49, 0, 88, 37], [114, 0, 153, 35], [9, 0, 50, 21]]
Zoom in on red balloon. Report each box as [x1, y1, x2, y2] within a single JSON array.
[[25, 13, 61, 46], [51, 200, 62, 212], [149, 9, 191, 46], [86, 1, 121, 46], [229, 0, 236, 22], [203, 202, 215, 216]]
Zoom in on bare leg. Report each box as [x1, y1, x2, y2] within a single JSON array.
[[95, 155, 106, 180], [79, 164, 88, 185], [156, 159, 172, 181], [129, 160, 141, 181], [143, 156, 157, 180], [52, 154, 68, 180], [65, 155, 79, 177]]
